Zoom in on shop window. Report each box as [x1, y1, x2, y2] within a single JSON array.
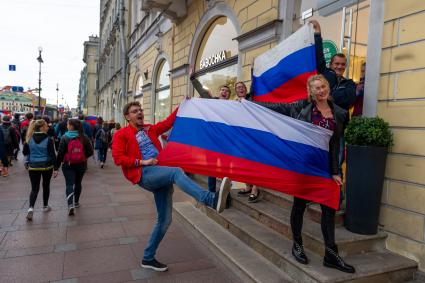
[[294, 0, 369, 82], [193, 16, 239, 99], [154, 60, 171, 123]]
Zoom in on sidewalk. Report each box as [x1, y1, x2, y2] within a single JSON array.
[[0, 153, 241, 283]]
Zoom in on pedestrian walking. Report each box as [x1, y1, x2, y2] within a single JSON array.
[[55, 119, 93, 216], [23, 119, 58, 221], [20, 112, 34, 145], [11, 113, 21, 160], [95, 122, 110, 168], [112, 101, 231, 272], [1, 115, 19, 176], [0, 125, 8, 176]]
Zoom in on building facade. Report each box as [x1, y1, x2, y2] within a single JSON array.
[[97, 0, 131, 124], [78, 36, 100, 115], [97, 0, 425, 271]]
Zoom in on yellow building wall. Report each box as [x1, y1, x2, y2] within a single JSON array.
[[378, 0, 425, 271]]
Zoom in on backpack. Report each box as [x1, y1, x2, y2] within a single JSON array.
[[100, 129, 109, 144], [1, 127, 11, 145], [64, 138, 87, 164]]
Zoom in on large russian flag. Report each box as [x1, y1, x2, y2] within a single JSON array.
[[158, 99, 340, 209], [252, 24, 316, 103]]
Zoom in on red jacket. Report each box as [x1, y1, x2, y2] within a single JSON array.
[[112, 108, 178, 184]]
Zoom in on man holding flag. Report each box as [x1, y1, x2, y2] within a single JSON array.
[[112, 101, 231, 272]]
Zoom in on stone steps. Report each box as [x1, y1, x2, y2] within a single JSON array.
[[259, 188, 345, 227], [176, 202, 417, 283], [173, 202, 294, 283], [231, 190, 386, 257]]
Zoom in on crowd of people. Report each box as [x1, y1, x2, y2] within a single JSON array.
[[0, 20, 365, 275], [0, 112, 121, 219]]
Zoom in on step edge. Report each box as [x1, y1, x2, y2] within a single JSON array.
[[173, 202, 294, 283], [208, 206, 417, 283], [232, 195, 387, 245]]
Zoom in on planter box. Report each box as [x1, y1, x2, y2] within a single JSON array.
[[344, 144, 388, 235]]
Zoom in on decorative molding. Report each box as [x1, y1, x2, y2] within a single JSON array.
[[142, 83, 152, 92], [169, 64, 189, 79], [234, 20, 282, 52]]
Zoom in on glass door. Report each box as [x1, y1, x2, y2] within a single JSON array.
[[293, 0, 370, 83]]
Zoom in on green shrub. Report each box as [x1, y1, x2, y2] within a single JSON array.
[[344, 116, 394, 147]]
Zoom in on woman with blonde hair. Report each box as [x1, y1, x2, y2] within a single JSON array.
[[23, 119, 58, 221], [254, 74, 355, 273]]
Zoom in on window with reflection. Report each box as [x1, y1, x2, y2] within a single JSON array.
[[193, 16, 239, 98], [154, 60, 171, 123]]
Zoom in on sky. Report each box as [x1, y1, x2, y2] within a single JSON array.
[[0, 0, 99, 108]]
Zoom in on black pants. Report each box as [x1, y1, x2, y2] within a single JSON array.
[[290, 197, 336, 248], [62, 163, 86, 206], [28, 169, 53, 207]]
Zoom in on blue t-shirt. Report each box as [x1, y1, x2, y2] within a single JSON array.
[[136, 130, 159, 160]]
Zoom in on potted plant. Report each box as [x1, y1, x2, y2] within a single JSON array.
[[343, 116, 394, 235]]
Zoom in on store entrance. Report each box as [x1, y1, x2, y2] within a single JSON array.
[[294, 0, 370, 83]]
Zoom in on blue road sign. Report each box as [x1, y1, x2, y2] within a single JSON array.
[[9, 65, 16, 71]]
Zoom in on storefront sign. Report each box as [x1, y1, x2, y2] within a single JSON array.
[[200, 50, 227, 70], [323, 40, 338, 67]]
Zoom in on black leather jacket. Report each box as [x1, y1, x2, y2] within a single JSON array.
[[315, 34, 356, 110], [255, 99, 348, 175]]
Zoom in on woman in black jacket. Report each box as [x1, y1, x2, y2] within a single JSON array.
[[55, 119, 93, 216], [23, 119, 58, 221], [254, 74, 354, 273]]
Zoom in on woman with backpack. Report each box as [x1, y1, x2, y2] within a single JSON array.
[[55, 119, 93, 216], [23, 119, 58, 221], [94, 122, 109, 168]]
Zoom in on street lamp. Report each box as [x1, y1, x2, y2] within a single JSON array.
[[36, 46, 43, 115]]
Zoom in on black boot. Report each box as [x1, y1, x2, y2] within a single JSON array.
[[292, 242, 309, 264], [323, 246, 355, 273]]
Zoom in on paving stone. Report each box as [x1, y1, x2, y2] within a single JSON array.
[[55, 243, 77, 253], [1, 227, 67, 250], [5, 245, 54, 258], [51, 278, 78, 283], [77, 270, 133, 283], [63, 245, 139, 278], [67, 222, 126, 243], [130, 268, 159, 280], [119, 236, 139, 245], [112, 216, 128, 222], [0, 252, 64, 282]]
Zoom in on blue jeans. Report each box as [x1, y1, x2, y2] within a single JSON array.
[[97, 148, 107, 163], [208, 177, 216, 192], [139, 165, 215, 261]]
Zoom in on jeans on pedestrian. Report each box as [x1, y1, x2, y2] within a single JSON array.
[[97, 148, 108, 163], [139, 165, 215, 260], [208, 176, 216, 192], [62, 163, 86, 206], [290, 197, 336, 248], [28, 169, 53, 207]]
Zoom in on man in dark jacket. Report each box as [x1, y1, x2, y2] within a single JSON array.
[[1, 115, 19, 172], [311, 20, 356, 111], [0, 125, 9, 176]]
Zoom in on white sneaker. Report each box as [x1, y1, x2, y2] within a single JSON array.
[[215, 177, 232, 213], [43, 206, 51, 212], [68, 206, 75, 216], [26, 207, 34, 221]]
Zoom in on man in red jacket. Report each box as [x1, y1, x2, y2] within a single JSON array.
[[112, 101, 231, 272]]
